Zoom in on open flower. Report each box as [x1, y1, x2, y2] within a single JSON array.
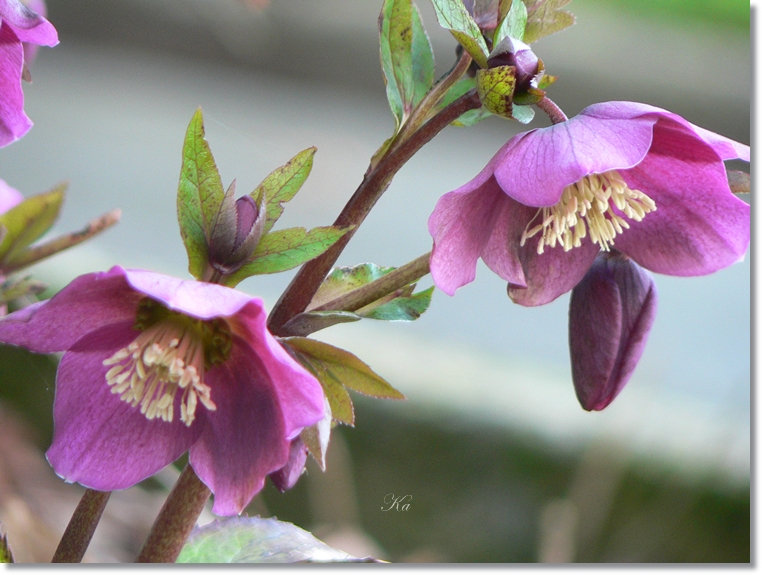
[[0, 266, 325, 515], [0, 0, 58, 147], [428, 101, 750, 305]]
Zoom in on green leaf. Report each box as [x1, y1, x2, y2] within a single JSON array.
[[430, 0, 490, 68], [452, 107, 492, 127], [310, 262, 396, 309], [223, 226, 350, 285], [0, 184, 65, 266], [436, 76, 491, 126], [476, 65, 517, 118], [0, 531, 12, 563], [283, 338, 405, 400], [255, 147, 317, 235], [282, 310, 363, 338], [522, 0, 575, 44], [0, 275, 47, 304], [510, 104, 535, 124], [361, 286, 434, 321], [493, 0, 528, 44], [177, 108, 225, 279], [410, 1, 436, 107], [177, 517, 380, 563]]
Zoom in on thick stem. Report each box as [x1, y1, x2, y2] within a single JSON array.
[[310, 252, 431, 314], [51, 489, 111, 563], [536, 96, 568, 124], [267, 89, 481, 335], [136, 465, 211, 563]]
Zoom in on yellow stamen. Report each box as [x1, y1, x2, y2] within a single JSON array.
[[521, 171, 656, 254], [103, 301, 231, 426]]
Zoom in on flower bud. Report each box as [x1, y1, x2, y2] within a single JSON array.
[[269, 437, 309, 492], [207, 181, 266, 276], [487, 36, 539, 93], [568, 252, 657, 411]]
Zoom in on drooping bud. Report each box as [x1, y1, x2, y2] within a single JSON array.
[[269, 437, 309, 492], [207, 180, 266, 277], [568, 252, 657, 411], [487, 36, 539, 93]]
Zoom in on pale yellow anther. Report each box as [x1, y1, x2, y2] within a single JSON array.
[[521, 170, 656, 254]]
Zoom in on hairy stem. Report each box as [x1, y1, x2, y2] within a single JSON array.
[[536, 96, 568, 124], [51, 489, 111, 563], [310, 252, 431, 314], [267, 89, 481, 334], [136, 465, 210, 563]]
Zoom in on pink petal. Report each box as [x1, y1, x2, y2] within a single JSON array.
[[189, 336, 289, 516], [231, 302, 325, 439], [615, 120, 750, 276], [428, 172, 506, 296], [508, 234, 599, 307], [480, 194, 534, 287], [0, 178, 23, 213], [0, 0, 58, 46], [0, 267, 141, 353], [268, 437, 308, 492], [46, 322, 201, 490], [123, 269, 255, 320], [0, 24, 30, 147]]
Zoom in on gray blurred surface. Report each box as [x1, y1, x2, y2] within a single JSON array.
[[0, 0, 750, 484]]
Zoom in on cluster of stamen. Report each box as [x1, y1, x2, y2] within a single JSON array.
[[520, 171, 657, 254], [103, 300, 231, 426]]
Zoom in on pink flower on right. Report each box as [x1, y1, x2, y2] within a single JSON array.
[[428, 101, 750, 409]]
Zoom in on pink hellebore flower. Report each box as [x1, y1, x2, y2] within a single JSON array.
[[428, 101, 750, 306], [0, 0, 58, 147], [0, 267, 325, 515]]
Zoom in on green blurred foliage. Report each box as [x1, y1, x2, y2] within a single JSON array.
[[586, 0, 749, 31]]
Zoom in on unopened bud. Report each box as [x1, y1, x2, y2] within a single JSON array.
[[568, 252, 657, 411], [487, 36, 539, 93]]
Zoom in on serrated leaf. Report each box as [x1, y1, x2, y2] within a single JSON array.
[[431, 0, 489, 68], [177, 108, 225, 279], [256, 147, 316, 235], [310, 262, 396, 310], [492, 0, 527, 44], [300, 396, 333, 469], [283, 338, 405, 400], [177, 517, 380, 563], [0, 184, 65, 266], [522, 0, 575, 44], [223, 226, 350, 285], [360, 286, 434, 321]]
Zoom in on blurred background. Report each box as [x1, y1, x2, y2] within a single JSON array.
[[0, 0, 750, 563]]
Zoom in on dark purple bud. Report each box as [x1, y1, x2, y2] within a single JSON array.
[[234, 195, 259, 249], [269, 437, 309, 492], [487, 36, 539, 92], [568, 252, 657, 411]]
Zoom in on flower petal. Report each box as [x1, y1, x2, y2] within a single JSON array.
[[0, 24, 30, 147], [492, 109, 655, 207], [46, 322, 201, 490], [232, 301, 325, 439], [0, 179, 23, 214], [0, 267, 142, 353], [189, 336, 289, 516], [615, 119, 750, 276], [569, 254, 657, 411], [123, 269, 255, 320], [269, 437, 308, 493], [0, 0, 58, 46], [508, 234, 599, 307], [479, 193, 534, 288], [428, 172, 507, 296]]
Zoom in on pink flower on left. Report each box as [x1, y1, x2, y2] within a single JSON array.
[[0, 0, 58, 147], [0, 267, 325, 515]]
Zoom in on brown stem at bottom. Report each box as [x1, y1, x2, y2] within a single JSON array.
[[51, 489, 111, 563], [136, 465, 210, 563], [267, 90, 481, 335], [536, 96, 568, 125]]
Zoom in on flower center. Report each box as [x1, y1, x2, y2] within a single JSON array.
[[520, 171, 656, 254], [102, 299, 232, 426]]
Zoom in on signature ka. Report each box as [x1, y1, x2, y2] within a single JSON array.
[[382, 493, 411, 512]]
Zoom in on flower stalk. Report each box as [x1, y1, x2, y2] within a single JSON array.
[[536, 96, 568, 124], [267, 89, 481, 335], [51, 489, 111, 563], [136, 464, 211, 563]]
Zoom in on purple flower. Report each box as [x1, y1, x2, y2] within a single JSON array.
[[0, 266, 325, 515], [569, 252, 657, 411], [428, 101, 750, 305], [0, 0, 58, 147]]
